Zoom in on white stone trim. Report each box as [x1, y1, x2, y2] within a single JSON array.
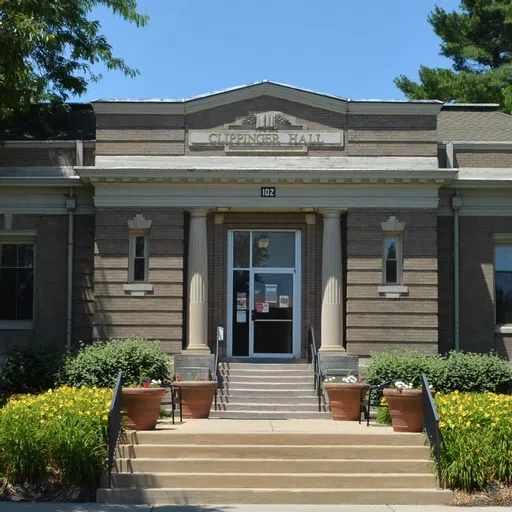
[[3, 141, 94, 149], [452, 141, 512, 151], [493, 233, 512, 243], [381, 216, 405, 232], [123, 283, 153, 296], [347, 102, 442, 115], [3, 214, 12, 231], [91, 183, 443, 209], [127, 213, 152, 230], [0, 191, 94, 215], [0, 230, 37, 240], [378, 285, 409, 298], [495, 325, 512, 334], [0, 321, 35, 330]]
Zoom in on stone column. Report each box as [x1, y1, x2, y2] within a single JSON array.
[[185, 209, 210, 353], [320, 210, 345, 353]]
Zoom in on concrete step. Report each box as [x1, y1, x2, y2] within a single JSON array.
[[219, 382, 314, 390], [97, 487, 452, 505], [210, 411, 332, 419], [219, 372, 314, 387], [218, 369, 313, 378], [213, 403, 326, 412], [115, 457, 433, 474], [122, 432, 427, 446], [219, 363, 311, 371], [216, 395, 321, 405], [218, 389, 318, 397], [108, 472, 438, 489], [117, 444, 431, 460]]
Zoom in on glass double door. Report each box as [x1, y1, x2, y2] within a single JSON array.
[[229, 231, 300, 358]]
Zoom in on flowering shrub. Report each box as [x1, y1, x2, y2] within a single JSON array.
[[394, 381, 414, 391], [436, 391, 512, 491], [140, 379, 162, 388], [0, 386, 112, 487], [175, 375, 209, 382]]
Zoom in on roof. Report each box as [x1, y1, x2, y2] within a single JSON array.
[[1, 104, 95, 141], [438, 106, 512, 142]]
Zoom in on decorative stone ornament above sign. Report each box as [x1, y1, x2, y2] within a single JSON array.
[[188, 110, 344, 154]]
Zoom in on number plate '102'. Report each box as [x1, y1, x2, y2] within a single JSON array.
[[261, 187, 276, 197]]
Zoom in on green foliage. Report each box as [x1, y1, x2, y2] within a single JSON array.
[[436, 392, 512, 490], [375, 398, 391, 425], [363, 350, 512, 394], [0, 0, 148, 119], [0, 386, 112, 486], [394, 0, 512, 112], [62, 338, 170, 388], [0, 344, 66, 395]]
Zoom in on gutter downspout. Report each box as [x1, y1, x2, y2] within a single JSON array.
[[66, 140, 82, 350], [446, 142, 461, 352]]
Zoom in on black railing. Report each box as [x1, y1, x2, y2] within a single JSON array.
[[107, 371, 123, 488], [421, 372, 443, 489], [308, 327, 322, 412], [212, 326, 222, 410]]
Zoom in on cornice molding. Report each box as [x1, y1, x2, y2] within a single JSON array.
[[3, 141, 95, 148]]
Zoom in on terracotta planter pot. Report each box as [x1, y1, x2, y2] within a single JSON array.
[[174, 381, 218, 419], [383, 388, 424, 432], [122, 387, 167, 430], [324, 382, 370, 421]]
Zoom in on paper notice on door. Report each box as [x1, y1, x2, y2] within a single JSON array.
[[236, 292, 247, 310], [265, 284, 277, 303], [279, 295, 289, 308], [262, 302, 270, 313], [236, 310, 247, 323]]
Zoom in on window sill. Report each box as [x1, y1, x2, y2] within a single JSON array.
[[123, 283, 154, 296], [377, 285, 409, 298], [495, 325, 512, 334], [0, 321, 35, 330]]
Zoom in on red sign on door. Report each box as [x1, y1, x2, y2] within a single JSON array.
[[256, 303, 264, 313]]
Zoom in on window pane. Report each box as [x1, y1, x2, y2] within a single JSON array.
[[252, 231, 295, 268], [1, 245, 17, 267], [135, 236, 145, 258], [134, 258, 145, 282], [17, 269, 34, 320], [496, 247, 512, 325], [496, 246, 512, 271], [385, 237, 397, 260], [0, 268, 17, 320], [18, 244, 34, 268], [386, 260, 398, 284], [233, 232, 250, 268]]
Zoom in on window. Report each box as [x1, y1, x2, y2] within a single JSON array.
[[0, 243, 34, 321], [130, 234, 148, 283], [383, 236, 401, 284], [496, 245, 512, 325]]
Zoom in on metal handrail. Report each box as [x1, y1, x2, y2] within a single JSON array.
[[212, 326, 222, 410], [107, 371, 123, 488], [421, 372, 443, 489], [308, 326, 322, 412]]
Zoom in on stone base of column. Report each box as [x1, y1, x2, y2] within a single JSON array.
[[318, 345, 347, 354], [174, 354, 215, 381], [182, 345, 211, 355]]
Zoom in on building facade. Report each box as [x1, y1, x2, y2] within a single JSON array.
[[1, 81, 512, 365]]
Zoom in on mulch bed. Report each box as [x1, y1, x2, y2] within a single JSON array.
[[0, 480, 95, 502], [454, 483, 512, 506]]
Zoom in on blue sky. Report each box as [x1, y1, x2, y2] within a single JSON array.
[[79, 0, 461, 102]]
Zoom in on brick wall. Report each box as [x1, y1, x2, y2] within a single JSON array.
[[455, 150, 512, 168], [438, 215, 454, 354], [346, 209, 439, 356], [459, 216, 512, 357], [93, 207, 185, 353]]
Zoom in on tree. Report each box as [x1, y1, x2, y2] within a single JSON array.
[[0, 0, 148, 119], [395, 0, 512, 111]]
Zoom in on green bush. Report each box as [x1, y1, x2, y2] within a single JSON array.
[[363, 350, 512, 394], [62, 338, 170, 387], [436, 391, 512, 491], [0, 344, 66, 394], [0, 386, 111, 487]]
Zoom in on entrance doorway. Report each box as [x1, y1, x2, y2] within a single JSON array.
[[227, 230, 301, 358]]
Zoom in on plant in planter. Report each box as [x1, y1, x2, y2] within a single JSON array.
[[324, 374, 370, 421], [173, 375, 217, 419], [383, 381, 432, 433], [122, 377, 167, 431]]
